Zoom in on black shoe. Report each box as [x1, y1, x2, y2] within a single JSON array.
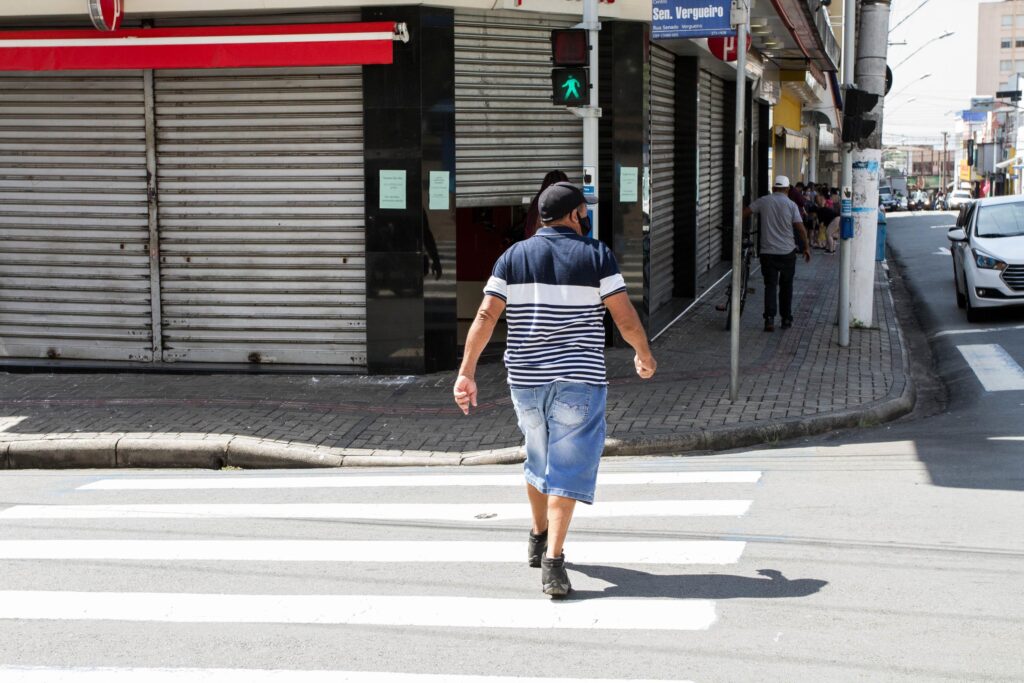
[[781, 318, 793, 329], [764, 319, 775, 332], [528, 529, 548, 568], [541, 554, 572, 597]]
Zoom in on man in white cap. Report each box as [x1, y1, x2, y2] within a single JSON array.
[[744, 175, 811, 331]]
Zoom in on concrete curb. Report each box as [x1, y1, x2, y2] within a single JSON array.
[[0, 384, 913, 469]]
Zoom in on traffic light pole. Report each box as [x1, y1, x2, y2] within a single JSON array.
[[578, 0, 600, 241], [838, 0, 856, 347], [728, 0, 749, 403]]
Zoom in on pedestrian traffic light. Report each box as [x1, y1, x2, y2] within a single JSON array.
[[551, 29, 590, 106], [842, 87, 879, 144], [967, 139, 976, 166], [552, 67, 589, 105]]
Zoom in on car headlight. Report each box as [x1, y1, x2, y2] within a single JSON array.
[[972, 248, 1008, 271]]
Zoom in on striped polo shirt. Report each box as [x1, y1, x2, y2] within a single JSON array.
[[483, 226, 627, 386]]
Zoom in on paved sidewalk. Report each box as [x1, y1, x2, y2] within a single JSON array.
[[0, 253, 913, 469]]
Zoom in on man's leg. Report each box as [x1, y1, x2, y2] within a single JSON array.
[[760, 255, 780, 322], [526, 483, 547, 535], [546, 495, 576, 558], [779, 253, 797, 322]]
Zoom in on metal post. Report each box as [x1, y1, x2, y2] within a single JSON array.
[[838, 0, 856, 347], [582, 0, 600, 240], [729, 1, 749, 402], [849, 0, 891, 327]]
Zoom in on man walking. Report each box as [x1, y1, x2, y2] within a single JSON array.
[[744, 175, 812, 331], [453, 182, 657, 598]]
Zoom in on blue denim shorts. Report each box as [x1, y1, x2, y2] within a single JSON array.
[[509, 381, 608, 505]]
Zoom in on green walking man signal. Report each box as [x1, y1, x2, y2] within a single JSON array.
[[562, 74, 582, 99], [551, 67, 589, 106]]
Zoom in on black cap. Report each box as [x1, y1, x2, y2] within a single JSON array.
[[538, 182, 598, 223]]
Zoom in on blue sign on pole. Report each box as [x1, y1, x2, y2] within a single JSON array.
[[652, 0, 735, 40]]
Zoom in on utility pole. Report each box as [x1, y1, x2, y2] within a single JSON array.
[[729, 0, 750, 402], [942, 131, 949, 191], [838, 0, 856, 347], [850, 0, 891, 328], [580, 0, 600, 239]]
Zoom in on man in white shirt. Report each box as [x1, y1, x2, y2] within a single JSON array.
[[743, 175, 812, 332]]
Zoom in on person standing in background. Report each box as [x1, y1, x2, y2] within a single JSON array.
[[523, 170, 569, 239]]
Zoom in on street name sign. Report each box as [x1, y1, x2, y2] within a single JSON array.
[[652, 0, 734, 40]]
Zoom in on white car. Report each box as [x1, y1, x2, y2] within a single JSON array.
[[947, 189, 974, 210], [948, 196, 1024, 321]]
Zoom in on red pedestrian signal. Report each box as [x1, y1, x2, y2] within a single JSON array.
[[551, 29, 588, 66]]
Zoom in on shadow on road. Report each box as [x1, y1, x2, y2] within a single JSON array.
[[567, 566, 828, 600]]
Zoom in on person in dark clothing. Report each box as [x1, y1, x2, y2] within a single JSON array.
[[809, 193, 836, 250], [523, 170, 570, 239]]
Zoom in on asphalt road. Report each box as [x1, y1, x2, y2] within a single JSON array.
[[0, 212, 1021, 682]]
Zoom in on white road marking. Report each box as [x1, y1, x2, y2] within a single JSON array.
[[931, 323, 1024, 339], [933, 247, 952, 256], [0, 416, 26, 433], [0, 539, 745, 565], [78, 470, 762, 491], [0, 500, 752, 521], [0, 667, 694, 683], [0, 591, 718, 631], [956, 344, 1024, 391], [988, 436, 1024, 441]]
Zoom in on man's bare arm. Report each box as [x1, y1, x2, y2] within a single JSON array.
[[794, 221, 812, 262], [454, 295, 506, 414], [604, 292, 656, 379]]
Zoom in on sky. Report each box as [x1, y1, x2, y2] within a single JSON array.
[[883, 0, 983, 147]]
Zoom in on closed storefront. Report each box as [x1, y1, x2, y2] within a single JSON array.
[[154, 66, 366, 366], [697, 69, 727, 282], [0, 71, 155, 362], [649, 45, 676, 318], [0, 14, 402, 370], [453, 9, 583, 207]]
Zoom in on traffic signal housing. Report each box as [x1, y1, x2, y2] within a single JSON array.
[[551, 29, 590, 106], [842, 87, 880, 144]]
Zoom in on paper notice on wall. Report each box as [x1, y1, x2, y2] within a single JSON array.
[[620, 167, 639, 203], [429, 171, 450, 210], [380, 170, 407, 210]]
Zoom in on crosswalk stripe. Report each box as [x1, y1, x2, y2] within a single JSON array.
[[0, 666, 695, 683], [77, 471, 762, 491], [957, 343, 1024, 391], [0, 539, 746, 565], [0, 500, 752, 521], [0, 591, 718, 631]]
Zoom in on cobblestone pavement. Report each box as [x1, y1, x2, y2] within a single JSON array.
[[0, 253, 908, 463]]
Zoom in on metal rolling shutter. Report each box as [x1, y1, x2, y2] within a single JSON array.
[[0, 71, 154, 362], [649, 46, 675, 313], [697, 72, 713, 276], [697, 70, 727, 278], [454, 10, 584, 207], [154, 66, 366, 367]]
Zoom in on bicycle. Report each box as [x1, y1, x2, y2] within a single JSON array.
[[716, 230, 756, 330]]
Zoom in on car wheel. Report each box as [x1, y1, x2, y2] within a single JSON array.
[[964, 273, 984, 323], [954, 261, 966, 309]]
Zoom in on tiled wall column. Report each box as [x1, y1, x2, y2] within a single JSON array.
[[363, 6, 457, 374], [600, 21, 651, 334]]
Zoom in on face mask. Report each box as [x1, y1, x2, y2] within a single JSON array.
[[577, 212, 592, 235]]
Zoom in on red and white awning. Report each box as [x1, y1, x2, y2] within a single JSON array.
[[0, 22, 404, 71]]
